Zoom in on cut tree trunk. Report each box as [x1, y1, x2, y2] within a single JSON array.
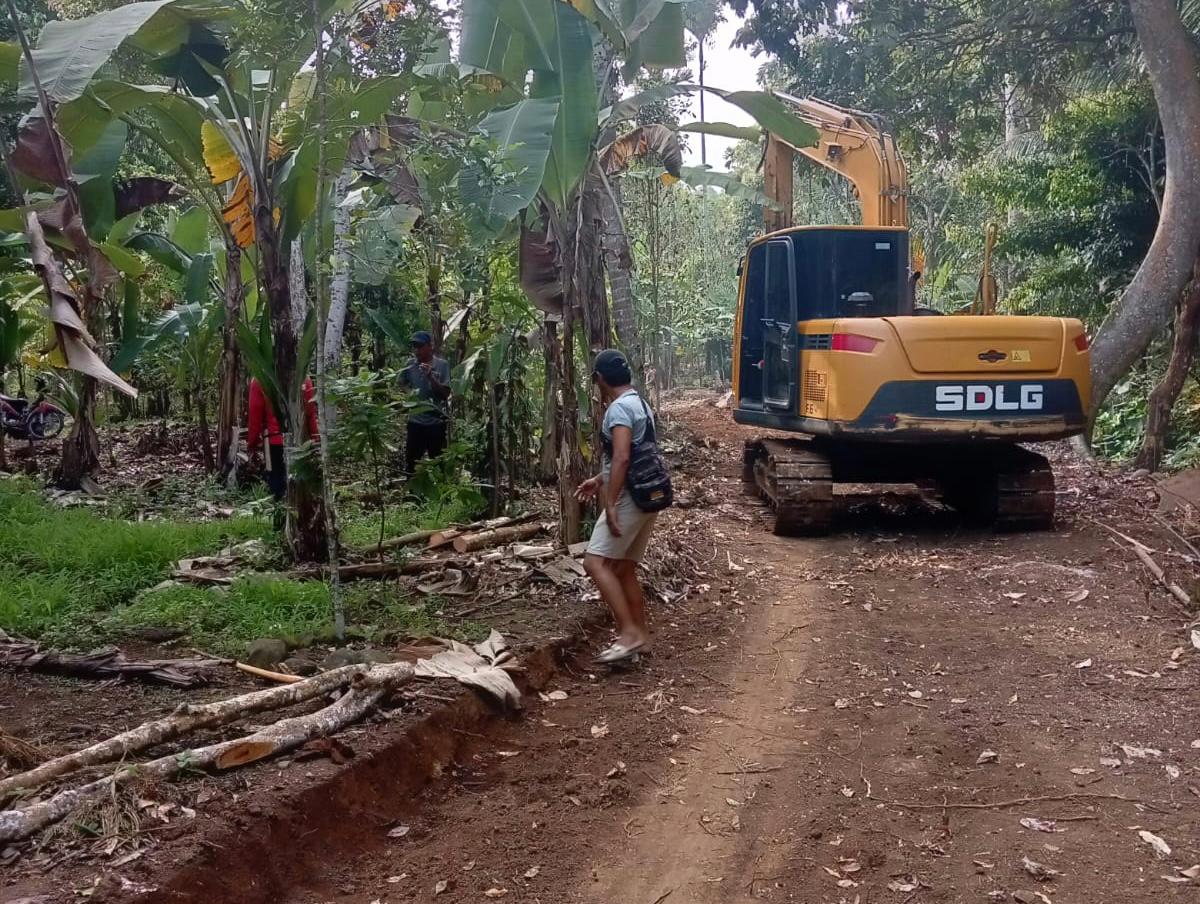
[[216, 241, 243, 483], [0, 664, 367, 803], [452, 521, 544, 554], [1088, 0, 1200, 417], [1134, 262, 1200, 471], [0, 663, 414, 843]]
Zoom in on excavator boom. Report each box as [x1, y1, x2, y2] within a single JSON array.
[[765, 93, 908, 232]]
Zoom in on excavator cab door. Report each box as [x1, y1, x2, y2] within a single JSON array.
[[762, 239, 798, 411]]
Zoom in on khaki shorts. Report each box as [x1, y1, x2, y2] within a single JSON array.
[[587, 490, 658, 562]]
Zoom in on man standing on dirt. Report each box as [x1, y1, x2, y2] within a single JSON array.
[[400, 331, 452, 476], [576, 349, 659, 664]]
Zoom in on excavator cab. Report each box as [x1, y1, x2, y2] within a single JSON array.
[[737, 227, 909, 415], [734, 96, 1092, 536]]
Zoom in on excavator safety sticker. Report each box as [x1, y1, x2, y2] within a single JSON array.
[[934, 384, 1044, 412]]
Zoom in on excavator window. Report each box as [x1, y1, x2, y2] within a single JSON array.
[[793, 230, 910, 321], [737, 243, 767, 405]]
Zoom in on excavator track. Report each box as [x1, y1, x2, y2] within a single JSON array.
[[939, 445, 1056, 531], [744, 439, 834, 536]]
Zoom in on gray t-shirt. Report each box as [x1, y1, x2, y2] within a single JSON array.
[[400, 356, 451, 426], [601, 390, 653, 480]]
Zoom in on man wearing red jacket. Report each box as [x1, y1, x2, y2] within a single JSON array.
[[247, 377, 320, 501]]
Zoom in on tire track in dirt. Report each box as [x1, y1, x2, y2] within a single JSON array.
[[572, 527, 827, 903]]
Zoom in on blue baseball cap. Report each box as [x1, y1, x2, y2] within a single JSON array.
[[410, 331, 433, 347]]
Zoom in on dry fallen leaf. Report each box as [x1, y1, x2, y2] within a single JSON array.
[[726, 797, 742, 807], [1170, 647, 1184, 662], [388, 825, 411, 838], [1191, 628, 1200, 651], [1066, 588, 1089, 603], [1139, 830, 1172, 859], [547, 690, 569, 701], [524, 866, 540, 879], [1166, 764, 1181, 780], [387, 875, 407, 884], [1004, 591, 1027, 600], [840, 786, 855, 798], [1021, 817, 1064, 834], [834, 698, 851, 709], [591, 723, 610, 739], [977, 749, 1000, 765], [1070, 767, 1095, 776], [887, 878, 919, 893], [1121, 744, 1162, 759], [1179, 865, 1200, 879], [434, 879, 449, 895], [1022, 856, 1060, 881], [679, 705, 707, 715], [1072, 658, 1093, 669], [483, 889, 508, 898]]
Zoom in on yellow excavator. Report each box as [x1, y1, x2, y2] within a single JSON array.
[[735, 96, 1091, 534]]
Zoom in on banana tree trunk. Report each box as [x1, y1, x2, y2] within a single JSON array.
[[577, 167, 611, 436], [289, 239, 307, 332], [58, 378, 98, 489], [599, 174, 643, 380], [539, 316, 561, 483], [322, 167, 353, 368], [217, 242, 243, 483], [255, 206, 327, 563]]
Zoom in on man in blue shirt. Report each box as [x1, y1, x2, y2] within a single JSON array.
[[399, 331, 452, 475]]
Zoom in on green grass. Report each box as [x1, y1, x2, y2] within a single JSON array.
[[0, 477, 268, 642], [103, 578, 486, 654]]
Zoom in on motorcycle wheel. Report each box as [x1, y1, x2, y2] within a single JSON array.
[[31, 410, 65, 439]]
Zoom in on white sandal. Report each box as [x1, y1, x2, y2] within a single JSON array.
[[595, 641, 646, 664]]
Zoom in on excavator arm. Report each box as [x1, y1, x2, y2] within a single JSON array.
[[764, 93, 909, 232]]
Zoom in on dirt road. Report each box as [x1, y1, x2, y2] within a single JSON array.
[[270, 399, 1198, 904]]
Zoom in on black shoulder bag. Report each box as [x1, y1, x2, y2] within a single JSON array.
[[624, 396, 673, 513]]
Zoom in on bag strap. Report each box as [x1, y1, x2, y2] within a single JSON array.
[[635, 394, 657, 444]]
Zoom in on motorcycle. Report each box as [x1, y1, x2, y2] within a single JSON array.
[[0, 393, 67, 440]]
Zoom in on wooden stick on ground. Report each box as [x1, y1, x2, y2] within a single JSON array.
[[428, 514, 538, 550], [0, 664, 366, 804], [0, 632, 218, 688], [0, 663, 414, 843], [1092, 519, 1193, 611], [235, 662, 303, 684], [453, 522, 544, 554]]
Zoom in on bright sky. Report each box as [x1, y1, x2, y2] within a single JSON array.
[[680, 12, 764, 171]]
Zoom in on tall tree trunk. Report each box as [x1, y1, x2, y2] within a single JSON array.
[[289, 238, 307, 332], [427, 254, 444, 352], [1089, 0, 1200, 417], [216, 242, 243, 483], [550, 210, 583, 544], [322, 167, 353, 368], [1134, 261, 1200, 471], [539, 317, 561, 483]]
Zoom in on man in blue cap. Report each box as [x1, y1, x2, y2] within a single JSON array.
[[400, 330, 452, 475]]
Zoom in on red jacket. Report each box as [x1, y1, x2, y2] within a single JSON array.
[[247, 377, 319, 449]]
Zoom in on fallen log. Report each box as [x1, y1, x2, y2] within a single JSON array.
[[369, 517, 536, 555], [0, 664, 365, 804], [452, 522, 544, 554], [0, 663, 414, 843], [291, 557, 470, 583], [428, 514, 538, 550], [0, 633, 215, 688], [368, 527, 439, 555]]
